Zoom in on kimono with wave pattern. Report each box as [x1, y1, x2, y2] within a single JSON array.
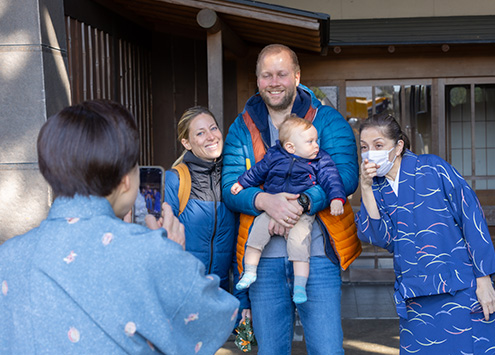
[[356, 150, 495, 354]]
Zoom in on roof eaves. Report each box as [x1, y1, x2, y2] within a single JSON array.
[[189, 0, 330, 53], [329, 16, 495, 46]]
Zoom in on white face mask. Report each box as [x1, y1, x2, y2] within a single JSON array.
[[362, 147, 397, 177]]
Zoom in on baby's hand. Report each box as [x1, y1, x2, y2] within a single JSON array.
[[330, 199, 344, 216], [231, 182, 244, 195]]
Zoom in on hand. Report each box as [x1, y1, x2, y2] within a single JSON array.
[[360, 158, 379, 189], [146, 203, 185, 249], [145, 214, 162, 230], [330, 199, 344, 216], [255, 192, 302, 228], [240, 308, 252, 325], [476, 275, 495, 321], [231, 182, 243, 195], [268, 218, 289, 237]]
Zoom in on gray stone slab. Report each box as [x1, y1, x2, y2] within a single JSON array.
[[0, 0, 41, 45], [0, 50, 47, 163], [0, 167, 50, 244]]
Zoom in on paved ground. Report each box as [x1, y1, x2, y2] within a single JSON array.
[[216, 283, 400, 354]]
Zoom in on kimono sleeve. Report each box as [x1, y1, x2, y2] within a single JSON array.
[[148, 239, 240, 354], [439, 161, 495, 278], [355, 193, 395, 253], [167, 271, 239, 354]]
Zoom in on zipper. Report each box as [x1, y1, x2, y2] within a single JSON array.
[[208, 167, 219, 274]]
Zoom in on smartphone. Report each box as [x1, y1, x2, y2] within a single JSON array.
[[133, 166, 165, 225]]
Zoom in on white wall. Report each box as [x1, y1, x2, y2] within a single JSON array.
[[262, 0, 495, 19]]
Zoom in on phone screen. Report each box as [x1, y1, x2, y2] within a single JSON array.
[[134, 166, 165, 224]]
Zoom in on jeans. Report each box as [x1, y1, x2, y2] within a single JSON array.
[[249, 256, 344, 355]]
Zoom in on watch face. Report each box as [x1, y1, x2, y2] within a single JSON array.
[[299, 194, 308, 205], [298, 194, 309, 213]]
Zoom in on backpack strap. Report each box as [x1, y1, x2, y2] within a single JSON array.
[[173, 163, 191, 216]]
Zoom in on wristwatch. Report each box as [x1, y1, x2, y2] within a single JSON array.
[[297, 193, 310, 213]]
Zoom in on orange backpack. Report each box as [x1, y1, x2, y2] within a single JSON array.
[[173, 163, 191, 216]]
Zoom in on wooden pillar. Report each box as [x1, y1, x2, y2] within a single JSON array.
[[432, 78, 446, 159], [206, 31, 224, 128], [197, 8, 247, 130]]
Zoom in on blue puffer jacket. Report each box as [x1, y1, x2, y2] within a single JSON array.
[[237, 141, 346, 202], [165, 151, 236, 291]]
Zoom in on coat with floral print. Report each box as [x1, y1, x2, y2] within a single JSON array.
[[0, 195, 239, 354]]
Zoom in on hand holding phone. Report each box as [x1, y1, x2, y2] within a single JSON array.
[[145, 202, 185, 249]]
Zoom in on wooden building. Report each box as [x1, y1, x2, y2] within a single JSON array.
[[1, 0, 494, 281]]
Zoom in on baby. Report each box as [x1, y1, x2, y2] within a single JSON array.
[[231, 115, 346, 304]]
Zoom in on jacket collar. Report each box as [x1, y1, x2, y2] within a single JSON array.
[[183, 150, 223, 174], [244, 84, 315, 146]]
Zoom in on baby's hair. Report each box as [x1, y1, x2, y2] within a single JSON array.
[[279, 114, 313, 145], [37, 100, 139, 197]]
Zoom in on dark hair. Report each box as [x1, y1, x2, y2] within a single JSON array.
[[37, 99, 140, 197], [359, 113, 410, 156], [256, 44, 300, 77]]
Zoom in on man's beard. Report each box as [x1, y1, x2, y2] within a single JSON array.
[[260, 85, 296, 112]]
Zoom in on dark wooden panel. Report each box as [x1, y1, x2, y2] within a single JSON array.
[[65, 16, 153, 165]]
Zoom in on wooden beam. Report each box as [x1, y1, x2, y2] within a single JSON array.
[[197, 8, 248, 57]]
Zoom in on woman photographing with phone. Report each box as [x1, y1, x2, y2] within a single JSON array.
[[164, 106, 236, 291], [356, 113, 495, 354]]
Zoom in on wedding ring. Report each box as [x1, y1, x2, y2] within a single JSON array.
[[285, 216, 290, 222]]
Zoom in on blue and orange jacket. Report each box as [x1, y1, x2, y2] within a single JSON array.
[[222, 84, 361, 310]]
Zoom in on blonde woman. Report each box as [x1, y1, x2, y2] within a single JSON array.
[[165, 106, 236, 291]]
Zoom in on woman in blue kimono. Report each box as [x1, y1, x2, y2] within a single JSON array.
[[356, 113, 495, 354]]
